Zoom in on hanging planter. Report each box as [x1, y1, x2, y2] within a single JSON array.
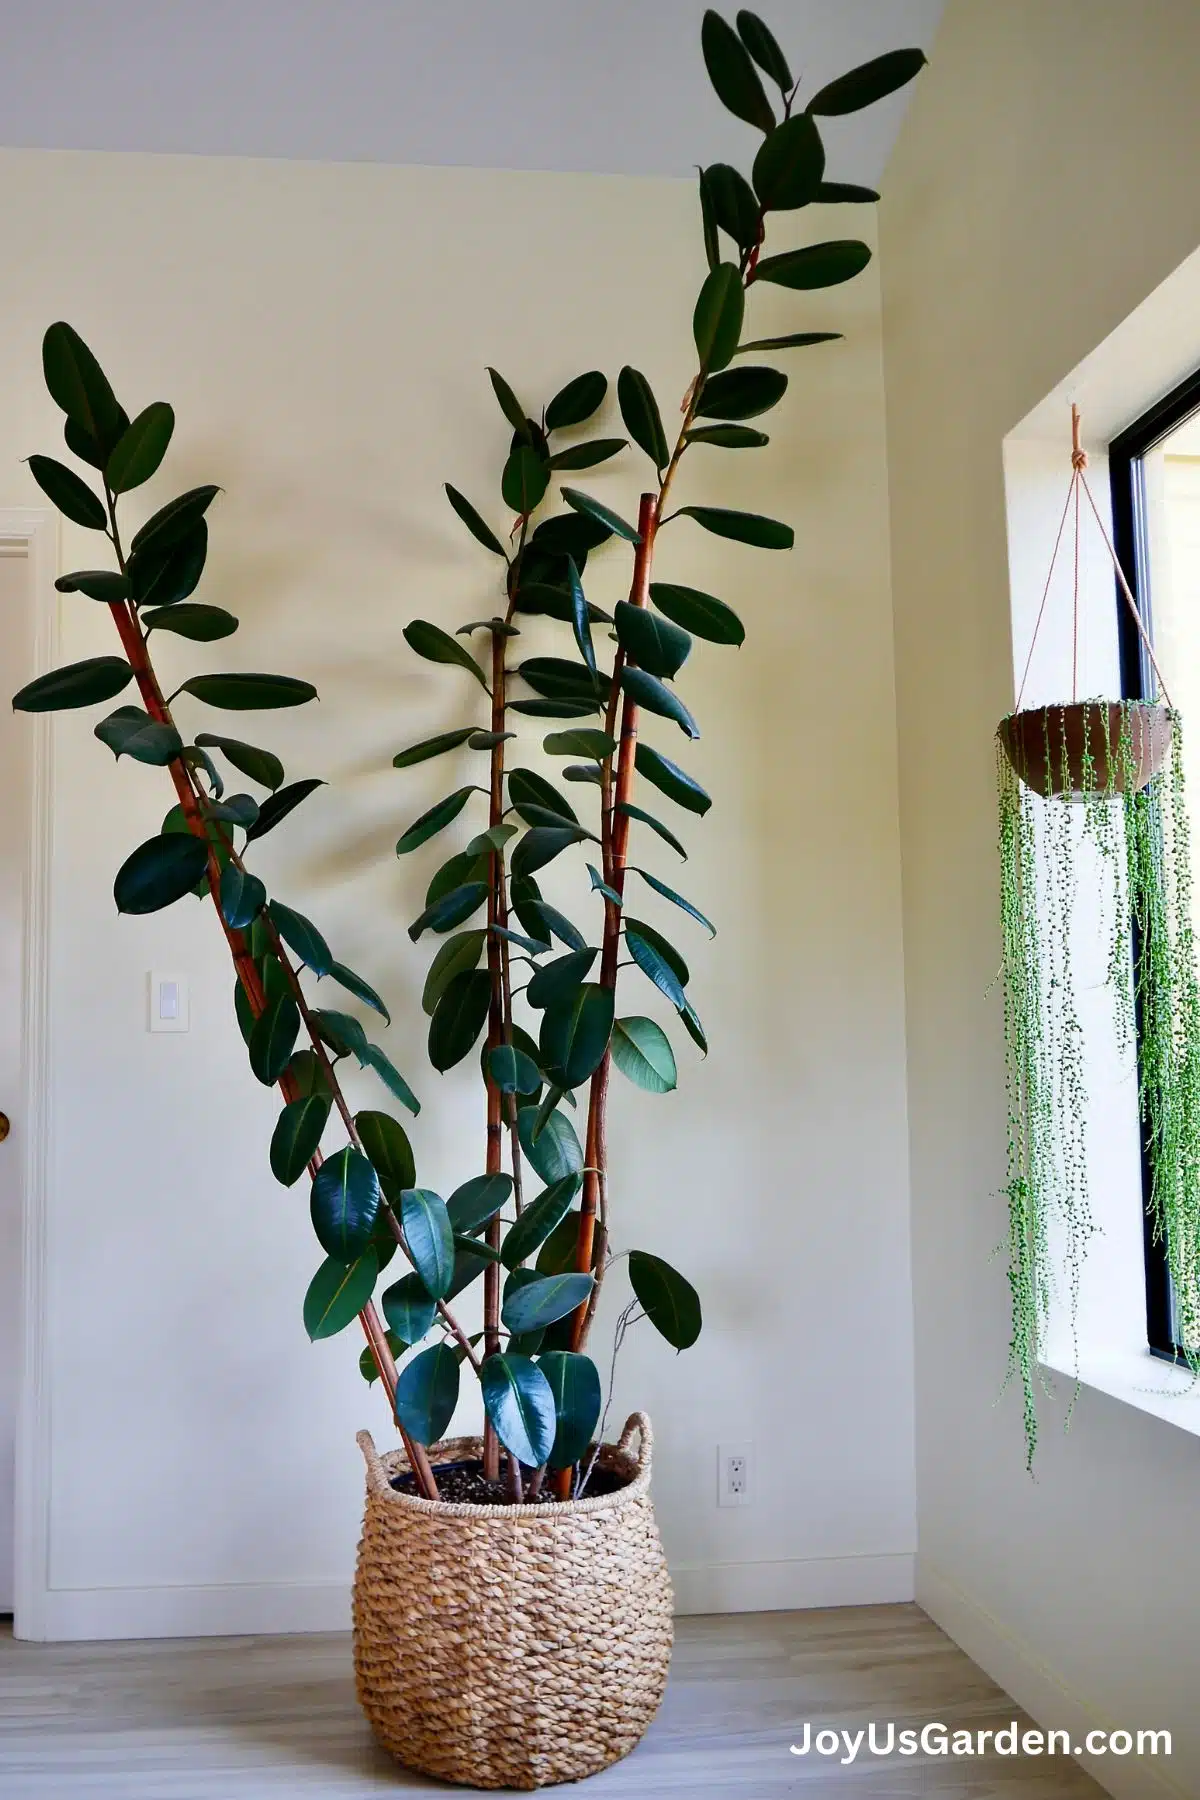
[[996, 409, 1200, 1466]]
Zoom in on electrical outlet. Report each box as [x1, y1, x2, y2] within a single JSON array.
[[718, 1441, 753, 1507]]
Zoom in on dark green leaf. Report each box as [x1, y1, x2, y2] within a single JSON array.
[[539, 982, 614, 1088], [635, 868, 716, 936], [393, 727, 478, 769], [563, 765, 602, 786], [480, 1353, 556, 1466], [511, 825, 588, 878], [616, 801, 688, 860], [205, 791, 258, 826], [490, 923, 549, 956], [268, 899, 332, 976], [698, 163, 720, 269], [401, 1187, 455, 1298], [395, 1343, 460, 1445], [130, 485, 220, 558], [512, 884, 586, 952], [403, 619, 488, 690], [468, 730, 518, 751], [427, 849, 489, 908], [356, 1110, 416, 1199], [752, 240, 871, 289], [501, 1273, 594, 1337], [817, 182, 879, 204], [94, 705, 182, 765], [327, 961, 389, 1022], [126, 519, 208, 608], [610, 1017, 678, 1094], [512, 580, 610, 626], [701, 8, 775, 131], [587, 863, 622, 908], [270, 1095, 330, 1186], [382, 1272, 437, 1343], [518, 1103, 583, 1185], [445, 483, 507, 557], [807, 47, 926, 115], [42, 322, 126, 455], [395, 785, 478, 855], [288, 1047, 333, 1101], [487, 367, 531, 440], [113, 832, 208, 914], [696, 365, 787, 421], [547, 438, 626, 472], [536, 1209, 583, 1276], [527, 948, 597, 1011], [508, 766, 579, 827], [615, 603, 691, 679], [517, 657, 607, 704], [26, 455, 107, 529], [620, 668, 699, 739], [752, 114, 825, 210], [428, 968, 492, 1072], [545, 371, 607, 432], [617, 367, 669, 471], [543, 728, 616, 760], [539, 1350, 602, 1468], [359, 1329, 405, 1383], [422, 928, 487, 1015], [447, 1171, 513, 1234], [249, 990, 301, 1085], [501, 444, 549, 515], [234, 978, 255, 1048], [685, 424, 768, 449], [626, 917, 689, 984], [194, 732, 284, 791], [239, 779, 323, 846], [142, 603, 237, 640], [55, 568, 130, 601], [310, 1147, 380, 1260], [560, 487, 640, 543], [693, 263, 745, 374], [455, 1234, 501, 1263], [703, 162, 761, 250], [649, 582, 744, 645], [736, 9, 793, 89], [509, 697, 599, 720], [106, 402, 175, 493], [635, 744, 710, 814], [488, 1043, 542, 1095], [530, 509, 613, 558], [501, 1173, 582, 1269], [628, 1249, 702, 1348], [625, 921, 687, 1008], [675, 505, 793, 549], [311, 1007, 368, 1060], [303, 1249, 379, 1341], [363, 1044, 421, 1116], [446, 1248, 491, 1301], [408, 881, 489, 941], [565, 554, 597, 679], [219, 861, 266, 929], [180, 672, 316, 711], [736, 330, 842, 354]]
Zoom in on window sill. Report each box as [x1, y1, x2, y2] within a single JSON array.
[[1041, 1345, 1200, 1439]]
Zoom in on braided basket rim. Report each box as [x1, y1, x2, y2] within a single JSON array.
[[357, 1410, 654, 1522]]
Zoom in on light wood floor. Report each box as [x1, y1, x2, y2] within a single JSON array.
[[0, 1604, 1106, 1797]]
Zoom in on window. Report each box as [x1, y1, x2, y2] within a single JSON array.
[[1110, 367, 1200, 1365]]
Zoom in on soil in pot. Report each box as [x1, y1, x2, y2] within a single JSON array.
[[389, 1454, 630, 1505]]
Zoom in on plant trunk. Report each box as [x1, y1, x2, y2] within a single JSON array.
[[482, 623, 508, 1481]]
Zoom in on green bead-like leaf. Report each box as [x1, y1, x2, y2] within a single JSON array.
[[752, 240, 871, 290], [310, 1147, 381, 1261], [752, 114, 825, 210], [806, 47, 926, 115], [303, 1249, 379, 1341], [617, 367, 669, 472], [382, 1272, 437, 1344], [106, 402, 175, 493], [635, 868, 716, 937], [395, 786, 478, 856], [269, 899, 332, 976], [249, 990, 301, 1086], [26, 455, 108, 528], [701, 8, 775, 131], [615, 603, 691, 679], [445, 483, 507, 557], [539, 1350, 602, 1469], [540, 982, 614, 1089], [616, 802, 688, 861], [179, 672, 316, 710], [481, 1353, 556, 1466], [625, 921, 687, 1009], [428, 968, 492, 1072], [393, 726, 478, 769], [401, 1187, 455, 1299], [518, 1104, 583, 1185], [628, 1249, 702, 1348], [675, 506, 793, 549], [13, 655, 132, 714], [560, 487, 640, 543], [270, 1095, 331, 1186], [501, 1273, 594, 1337], [649, 582, 745, 646], [610, 1017, 678, 1094], [620, 668, 699, 739], [114, 832, 209, 915], [395, 1342, 460, 1445], [219, 860, 266, 929], [141, 602, 237, 640], [94, 705, 183, 766], [194, 732, 284, 791], [693, 263, 745, 374], [42, 321, 127, 456], [545, 371, 607, 432], [501, 1173, 582, 1269], [355, 1110, 416, 1199], [635, 744, 710, 815], [403, 619, 489, 690], [696, 365, 787, 421], [736, 9, 793, 89]]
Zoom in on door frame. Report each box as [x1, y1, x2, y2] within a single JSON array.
[[2, 507, 58, 1639]]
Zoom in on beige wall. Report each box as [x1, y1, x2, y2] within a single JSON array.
[[882, 2, 1200, 1792], [3, 147, 915, 1635]]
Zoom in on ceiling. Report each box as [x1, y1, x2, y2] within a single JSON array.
[[0, 1, 944, 184]]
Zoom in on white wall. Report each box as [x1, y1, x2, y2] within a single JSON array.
[[882, 3, 1200, 1794], [3, 147, 915, 1636]]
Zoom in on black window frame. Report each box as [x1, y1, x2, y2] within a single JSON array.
[[1109, 365, 1200, 1367]]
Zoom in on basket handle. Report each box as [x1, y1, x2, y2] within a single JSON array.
[[357, 1428, 393, 1497], [615, 1412, 653, 1474]]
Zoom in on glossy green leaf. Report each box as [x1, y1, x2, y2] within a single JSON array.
[[543, 728, 616, 760], [587, 863, 622, 908], [752, 240, 871, 289], [540, 982, 614, 1088], [445, 483, 507, 557], [468, 824, 520, 859], [219, 861, 266, 929], [26, 453, 108, 530], [487, 367, 531, 440], [243, 777, 325, 842], [703, 162, 760, 250], [395, 1343, 460, 1445], [617, 367, 669, 471], [55, 568, 129, 602], [401, 1187, 455, 1299], [142, 602, 237, 640], [234, 979, 255, 1048], [288, 1047, 333, 1100], [447, 1171, 513, 1234], [113, 832, 208, 915], [403, 620, 488, 690], [270, 1094, 331, 1186], [512, 884, 586, 952], [179, 672, 316, 711], [649, 582, 745, 646], [382, 1272, 437, 1344], [698, 162, 720, 268], [512, 580, 610, 626], [303, 1249, 379, 1341], [42, 321, 126, 455], [530, 508, 613, 559], [408, 881, 489, 941], [106, 402, 175, 493], [363, 1043, 421, 1116], [326, 961, 389, 1022], [675, 505, 793, 549], [615, 603, 691, 679], [393, 726, 477, 769], [481, 1353, 556, 1466], [93, 705, 182, 765], [807, 47, 926, 115], [501, 444, 549, 516], [427, 849, 489, 907], [545, 370, 607, 432], [616, 801, 687, 860], [422, 928, 487, 1015], [535, 1209, 582, 1276], [510, 698, 598, 720], [249, 990, 301, 1085], [310, 1147, 381, 1261], [610, 1017, 678, 1094], [635, 868, 716, 937], [560, 486, 640, 543], [627, 917, 688, 983], [501, 1173, 582, 1269], [736, 9, 793, 89], [13, 654, 131, 714], [501, 1272, 594, 1337], [508, 766, 579, 827], [685, 424, 768, 449], [563, 765, 602, 786], [816, 182, 878, 204], [266, 899, 330, 976], [428, 968, 492, 1072], [737, 330, 842, 354], [395, 785, 478, 856], [693, 262, 745, 374], [527, 947, 597, 1011], [517, 656, 607, 704], [752, 113, 825, 210], [546, 438, 626, 472], [628, 1249, 702, 1348], [539, 1350, 602, 1468], [359, 1328, 405, 1382], [625, 921, 687, 1009], [130, 485, 220, 558], [511, 825, 589, 879], [696, 365, 787, 421], [194, 732, 284, 791], [620, 668, 699, 739], [518, 1103, 583, 1185], [490, 923, 550, 957], [563, 554, 597, 679], [126, 519, 208, 608], [635, 744, 710, 815], [355, 1110, 416, 1199], [488, 1043, 543, 1095], [206, 790, 258, 826], [701, 8, 775, 131], [311, 1007, 368, 1061]]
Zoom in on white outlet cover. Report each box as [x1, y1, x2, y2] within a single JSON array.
[[148, 971, 190, 1033], [718, 1440, 753, 1508]]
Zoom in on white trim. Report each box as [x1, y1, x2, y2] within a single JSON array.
[[918, 1558, 1189, 1800], [5, 508, 58, 1643], [671, 1550, 914, 1617]]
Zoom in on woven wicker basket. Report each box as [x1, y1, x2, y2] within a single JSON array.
[[353, 1412, 673, 1790]]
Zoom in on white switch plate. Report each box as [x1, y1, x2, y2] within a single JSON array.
[[718, 1440, 753, 1507], [148, 971, 189, 1033]]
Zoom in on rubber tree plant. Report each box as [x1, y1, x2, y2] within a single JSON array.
[[384, 12, 927, 1500]]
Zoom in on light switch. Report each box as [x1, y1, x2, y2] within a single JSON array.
[[148, 971, 189, 1033]]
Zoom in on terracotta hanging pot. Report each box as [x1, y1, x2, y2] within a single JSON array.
[[996, 699, 1172, 799]]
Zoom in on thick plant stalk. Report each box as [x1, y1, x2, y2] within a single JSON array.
[[482, 621, 508, 1481]]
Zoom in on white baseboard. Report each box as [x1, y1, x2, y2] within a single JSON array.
[[918, 1558, 1189, 1800], [672, 1551, 915, 1616], [22, 1552, 914, 1642]]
